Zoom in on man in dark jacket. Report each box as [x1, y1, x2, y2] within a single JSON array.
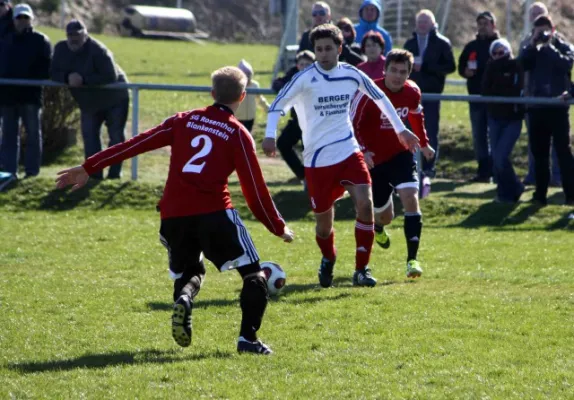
[[0, 4, 51, 178], [51, 20, 129, 180], [458, 11, 500, 182], [298, 2, 331, 53], [404, 9, 455, 187], [520, 15, 574, 205]]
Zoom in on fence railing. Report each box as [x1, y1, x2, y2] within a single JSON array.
[[1, 78, 572, 180]]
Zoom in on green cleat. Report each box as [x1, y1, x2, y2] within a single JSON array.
[[375, 227, 391, 249], [406, 260, 423, 278]]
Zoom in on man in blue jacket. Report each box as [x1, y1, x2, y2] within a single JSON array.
[[404, 9, 455, 194], [520, 15, 574, 205], [354, 0, 392, 56]]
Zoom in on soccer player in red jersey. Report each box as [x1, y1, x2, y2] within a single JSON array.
[[56, 66, 294, 355], [351, 49, 435, 278]]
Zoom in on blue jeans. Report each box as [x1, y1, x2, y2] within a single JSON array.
[[524, 113, 561, 184], [469, 103, 492, 178], [0, 104, 42, 176], [487, 117, 524, 201], [80, 98, 129, 179], [421, 100, 440, 178]]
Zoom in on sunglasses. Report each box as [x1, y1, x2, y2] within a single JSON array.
[[340, 25, 352, 32], [492, 51, 506, 57], [312, 10, 327, 17], [16, 15, 31, 20]]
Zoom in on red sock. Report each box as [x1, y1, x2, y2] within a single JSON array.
[[316, 230, 336, 261], [355, 219, 374, 270]]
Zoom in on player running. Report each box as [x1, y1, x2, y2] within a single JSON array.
[[56, 66, 294, 355], [351, 49, 435, 278], [263, 24, 419, 288]]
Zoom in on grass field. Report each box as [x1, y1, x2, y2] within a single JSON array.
[[1, 28, 574, 399]]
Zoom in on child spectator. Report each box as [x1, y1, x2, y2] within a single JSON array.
[[236, 59, 270, 133]]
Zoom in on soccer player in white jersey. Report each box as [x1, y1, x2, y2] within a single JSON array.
[[263, 24, 420, 287]]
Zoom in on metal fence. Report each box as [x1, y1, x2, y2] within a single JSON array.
[[0, 78, 572, 180]]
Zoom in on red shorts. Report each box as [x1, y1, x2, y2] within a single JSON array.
[[305, 152, 371, 214]]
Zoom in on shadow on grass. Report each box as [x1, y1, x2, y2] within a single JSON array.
[[9, 348, 233, 374], [39, 180, 103, 211], [455, 201, 523, 228]]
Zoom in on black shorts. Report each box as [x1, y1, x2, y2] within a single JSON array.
[[370, 151, 418, 212], [159, 209, 259, 278]]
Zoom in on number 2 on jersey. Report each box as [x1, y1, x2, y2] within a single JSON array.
[[182, 134, 213, 173]]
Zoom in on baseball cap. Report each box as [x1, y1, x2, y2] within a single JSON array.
[[477, 11, 496, 24], [66, 19, 87, 34], [13, 3, 34, 19]]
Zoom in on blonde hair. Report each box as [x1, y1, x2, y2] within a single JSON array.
[[416, 9, 436, 24], [211, 66, 247, 104]]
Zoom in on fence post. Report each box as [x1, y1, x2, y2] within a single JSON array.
[[131, 87, 139, 181], [396, 0, 403, 42]]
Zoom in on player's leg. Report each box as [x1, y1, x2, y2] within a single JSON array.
[[397, 185, 423, 279], [159, 217, 204, 347], [201, 209, 272, 354], [315, 207, 337, 288], [370, 162, 394, 249], [235, 264, 272, 355]]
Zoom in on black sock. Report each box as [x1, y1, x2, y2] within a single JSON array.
[[374, 224, 383, 233], [404, 212, 422, 261], [173, 261, 206, 302], [239, 274, 268, 342]]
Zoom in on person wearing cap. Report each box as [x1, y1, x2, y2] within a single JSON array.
[[404, 9, 456, 193], [0, 0, 14, 39], [235, 59, 270, 134], [458, 11, 500, 183], [50, 19, 129, 180], [520, 14, 574, 206], [0, 3, 51, 178], [519, 2, 561, 187], [481, 38, 525, 203]]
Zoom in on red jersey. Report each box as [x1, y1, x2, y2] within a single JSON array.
[[82, 104, 286, 236], [351, 79, 429, 165]]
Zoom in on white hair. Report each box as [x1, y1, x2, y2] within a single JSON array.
[[416, 9, 436, 25]]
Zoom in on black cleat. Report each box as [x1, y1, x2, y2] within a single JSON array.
[[172, 295, 192, 347], [318, 257, 336, 288], [237, 337, 273, 355]]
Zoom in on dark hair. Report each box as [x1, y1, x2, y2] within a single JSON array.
[[533, 14, 553, 29], [296, 50, 316, 62], [336, 17, 356, 42], [310, 24, 343, 48], [360, 30, 386, 54], [385, 49, 414, 73]]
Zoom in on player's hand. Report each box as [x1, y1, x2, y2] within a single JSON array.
[[68, 72, 83, 87], [464, 68, 475, 78], [363, 151, 375, 169], [421, 145, 435, 161], [281, 226, 295, 243], [55, 165, 89, 191], [397, 129, 420, 153], [560, 91, 572, 102], [262, 137, 277, 157]]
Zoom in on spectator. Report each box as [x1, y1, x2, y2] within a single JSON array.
[[336, 17, 364, 66], [458, 11, 500, 182], [235, 59, 270, 134], [354, 0, 392, 56], [0, 0, 14, 39], [336, 17, 362, 55], [0, 3, 51, 178], [520, 15, 574, 205], [356, 30, 386, 79], [481, 39, 525, 203], [520, 2, 561, 187], [272, 50, 315, 186], [404, 9, 455, 188], [51, 20, 129, 180], [298, 2, 331, 53]]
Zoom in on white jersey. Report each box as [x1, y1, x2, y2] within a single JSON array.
[[266, 62, 406, 168]]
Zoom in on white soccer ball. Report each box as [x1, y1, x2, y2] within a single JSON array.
[[261, 261, 286, 296]]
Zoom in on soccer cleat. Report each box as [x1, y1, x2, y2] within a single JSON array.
[[318, 257, 336, 288], [353, 267, 377, 287], [375, 227, 391, 249], [172, 295, 192, 347], [406, 259, 423, 278], [420, 176, 432, 199], [237, 337, 273, 355]]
